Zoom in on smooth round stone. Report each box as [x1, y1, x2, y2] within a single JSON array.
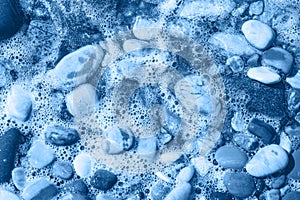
[[246, 144, 289, 177], [12, 167, 26, 190], [288, 150, 300, 179], [262, 47, 294, 74], [62, 179, 88, 195], [165, 182, 191, 200], [242, 20, 275, 50], [0, 128, 22, 183], [7, 85, 32, 122], [52, 161, 73, 180], [0, 189, 20, 200], [22, 178, 58, 200], [73, 153, 94, 178], [247, 118, 276, 144], [282, 191, 300, 200], [176, 166, 195, 183], [224, 172, 256, 198], [0, 0, 23, 40], [28, 140, 56, 169], [247, 66, 281, 84], [150, 182, 171, 200], [215, 146, 248, 169], [45, 126, 80, 146], [90, 169, 117, 191]]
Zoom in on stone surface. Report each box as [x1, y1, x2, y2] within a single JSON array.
[[215, 146, 248, 169], [52, 161, 73, 179], [28, 140, 56, 168], [12, 167, 26, 190], [45, 125, 80, 146], [288, 150, 300, 179], [226, 56, 244, 73], [0, 128, 22, 183], [0, 0, 23, 40], [287, 89, 300, 113], [90, 169, 118, 191], [150, 182, 171, 200], [264, 189, 280, 200], [47, 45, 104, 90], [62, 179, 88, 195], [249, 1, 264, 16], [246, 144, 289, 177], [242, 20, 275, 50], [66, 83, 98, 117], [132, 17, 161, 40], [271, 175, 286, 189], [96, 194, 116, 200], [176, 166, 195, 183], [7, 85, 32, 122], [0, 189, 20, 200], [262, 47, 294, 74], [73, 153, 94, 178], [282, 191, 300, 200], [61, 193, 91, 200], [287, 70, 300, 89], [224, 172, 256, 198], [233, 133, 259, 152], [22, 178, 58, 200], [191, 156, 212, 176], [247, 66, 281, 84], [165, 182, 191, 200], [247, 118, 276, 144]]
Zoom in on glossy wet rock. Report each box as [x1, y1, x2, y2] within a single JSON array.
[[62, 179, 89, 195], [52, 161, 73, 179], [28, 140, 56, 169], [73, 153, 94, 178], [282, 191, 300, 200], [247, 66, 281, 84], [215, 146, 248, 169], [247, 118, 276, 144], [165, 182, 191, 200], [45, 125, 80, 146], [22, 178, 58, 200], [90, 169, 118, 191]]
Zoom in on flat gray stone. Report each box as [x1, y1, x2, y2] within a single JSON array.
[[28, 140, 56, 169], [224, 172, 255, 198], [215, 146, 248, 169], [52, 161, 73, 180]]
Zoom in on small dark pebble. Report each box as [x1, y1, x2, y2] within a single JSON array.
[[247, 118, 276, 144], [90, 169, 117, 191], [63, 179, 89, 195], [45, 125, 80, 146]]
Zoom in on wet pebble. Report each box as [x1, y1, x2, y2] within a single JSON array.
[[287, 70, 300, 89], [28, 140, 56, 168], [0, 189, 19, 200], [215, 146, 248, 169], [262, 47, 294, 74], [0, 0, 23, 40], [176, 166, 195, 183], [287, 149, 300, 179], [247, 118, 276, 144], [73, 153, 94, 178], [22, 178, 58, 200], [62, 179, 89, 195], [226, 55, 244, 73], [7, 85, 32, 122], [90, 169, 118, 191], [165, 182, 191, 200], [150, 182, 171, 200], [249, 1, 264, 16], [45, 125, 80, 146], [264, 189, 280, 200], [0, 128, 22, 183], [52, 161, 73, 179], [247, 66, 281, 84], [271, 175, 286, 189], [233, 133, 259, 152], [12, 167, 26, 190], [246, 144, 289, 177], [224, 172, 256, 198], [282, 191, 300, 200], [242, 20, 275, 50]]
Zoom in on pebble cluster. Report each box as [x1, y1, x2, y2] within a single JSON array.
[[0, 0, 300, 200]]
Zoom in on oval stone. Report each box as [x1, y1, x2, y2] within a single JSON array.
[[90, 169, 117, 191], [247, 118, 276, 144], [215, 146, 248, 169], [165, 182, 191, 200], [45, 126, 80, 146], [283, 191, 300, 200], [287, 150, 300, 179], [246, 144, 289, 177], [247, 66, 281, 85], [224, 172, 256, 198]]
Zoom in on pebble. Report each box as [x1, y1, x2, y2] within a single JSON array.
[[287, 150, 300, 179], [247, 54, 260, 67], [7, 85, 32, 122], [176, 166, 195, 183], [287, 89, 300, 113], [90, 169, 118, 191], [52, 161, 73, 179], [62, 179, 89, 195], [0, 128, 22, 183], [226, 56, 244, 73], [233, 133, 259, 152], [191, 156, 212, 176], [247, 118, 276, 144], [223, 172, 256, 198], [132, 17, 161, 40], [279, 132, 291, 153], [287, 70, 300, 89], [264, 189, 280, 200], [247, 66, 281, 85], [45, 125, 80, 146], [249, 1, 264, 16], [61, 193, 91, 200], [12, 167, 26, 190], [261, 47, 294, 74], [47, 45, 104, 89], [165, 182, 191, 200], [0, 189, 20, 200], [104, 126, 134, 154], [0, 0, 23, 40], [150, 182, 171, 200], [209, 32, 257, 56], [73, 153, 94, 178], [271, 175, 286, 189], [65, 83, 98, 117], [246, 144, 289, 177], [215, 146, 248, 169], [136, 137, 157, 159], [231, 110, 244, 131], [28, 140, 56, 168], [282, 191, 300, 200], [284, 120, 300, 137], [242, 20, 275, 50], [179, 0, 236, 18], [22, 178, 58, 200]]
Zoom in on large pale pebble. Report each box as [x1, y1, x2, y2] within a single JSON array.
[[73, 153, 94, 178], [165, 182, 191, 200]]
